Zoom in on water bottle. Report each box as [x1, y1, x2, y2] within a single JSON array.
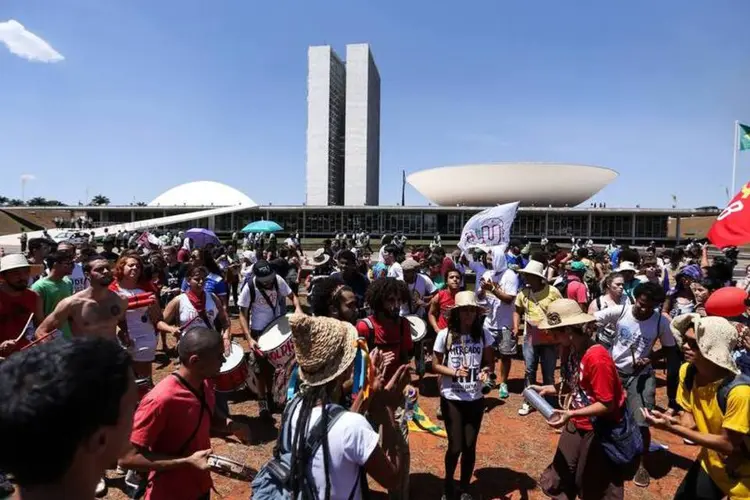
[[522, 387, 555, 420]]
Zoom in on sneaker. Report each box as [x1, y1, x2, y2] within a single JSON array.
[[124, 470, 142, 490], [436, 405, 443, 420], [498, 383, 509, 399], [95, 478, 107, 497], [633, 465, 650, 488], [518, 402, 532, 416]]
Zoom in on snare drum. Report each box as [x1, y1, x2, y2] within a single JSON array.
[[258, 314, 295, 369], [404, 315, 428, 343], [213, 342, 249, 393]]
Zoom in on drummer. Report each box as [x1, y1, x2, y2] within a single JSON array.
[[237, 259, 302, 419]]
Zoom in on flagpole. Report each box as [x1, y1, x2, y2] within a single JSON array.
[[732, 120, 739, 194]]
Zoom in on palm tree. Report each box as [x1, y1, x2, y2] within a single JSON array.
[[91, 195, 110, 206], [135, 201, 147, 206], [46, 200, 66, 206], [7, 199, 25, 206], [27, 197, 48, 206]]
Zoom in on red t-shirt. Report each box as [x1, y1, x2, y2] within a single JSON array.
[[565, 275, 588, 306], [569, 344, 626, 431], [130, 375, 216, 500], [435, 289, 457, 330], [0, 289, 37, 348], [356, 316, 413, 380]]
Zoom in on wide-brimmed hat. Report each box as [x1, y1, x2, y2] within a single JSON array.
[[289, 313, 358, 386], [670, 314, 740, 375], [538, 299, 596, 330], [402, 258, 420, 271], [615, 261, 638, 273], [0, 254, 43, 276], [517, 260, 547, 281], [449, 291, 487, 313], [310, 249, 331, 267]]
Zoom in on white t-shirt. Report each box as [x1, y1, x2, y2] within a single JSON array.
[[387, 262, 404, 281], [288, 405, 379, 500], [594, 305, 675, 375], [70, 263, 88, 293], [468, 261, 488, 291], [378, 246, 386, 263], [401, 274, 436, 317], [481, 269, 519, 330], [433, 328, 494, 401], [237, 275, 292, 331]]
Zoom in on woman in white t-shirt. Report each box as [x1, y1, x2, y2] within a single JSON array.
[[264, 313, 409, 500], [432, 291, 494, 500], [587, 272, 627, 349]]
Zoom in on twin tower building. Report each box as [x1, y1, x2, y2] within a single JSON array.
[[306, 44, 381, 207]]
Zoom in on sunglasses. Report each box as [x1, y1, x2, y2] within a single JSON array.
[[684, 337, 699, 350]]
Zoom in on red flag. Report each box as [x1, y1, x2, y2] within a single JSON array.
[[708, 182, 750, 248]]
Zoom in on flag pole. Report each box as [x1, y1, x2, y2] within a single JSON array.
[[732, 120, 739, 194]]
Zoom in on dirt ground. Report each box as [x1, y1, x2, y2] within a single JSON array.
[[104, 321, 698, 500]]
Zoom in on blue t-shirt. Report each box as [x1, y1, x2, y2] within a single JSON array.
[[371, 262, 387, 280], [181, 272, 228, 297]]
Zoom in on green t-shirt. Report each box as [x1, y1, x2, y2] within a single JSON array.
[[31, 277, 73, 339]]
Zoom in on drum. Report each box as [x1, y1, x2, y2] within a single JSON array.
[[213, 342, 249, 393], [207, 454, 255, 480], [258, 314, 295, 369], [244, 350, 262, 398], [404, 315, 428, 343], [135, 377, 154, 402]]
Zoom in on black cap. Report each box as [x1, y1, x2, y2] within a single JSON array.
[[254, 260, 276, 284]]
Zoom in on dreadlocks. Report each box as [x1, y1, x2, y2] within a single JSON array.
[[309, 276, 351, 317], [364, 277, 410, 314]]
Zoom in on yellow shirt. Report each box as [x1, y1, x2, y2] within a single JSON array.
[[677, 363, 750, 498], [514, 285, 562, 345]]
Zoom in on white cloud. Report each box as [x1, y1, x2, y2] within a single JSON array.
[[20, 174, 35, 182], [0, 20, 63, 63]]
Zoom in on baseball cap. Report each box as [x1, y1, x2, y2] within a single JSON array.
[[253, 260, 276, 284]]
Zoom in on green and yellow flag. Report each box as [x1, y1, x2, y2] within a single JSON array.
[[740, 123, 750, 151]]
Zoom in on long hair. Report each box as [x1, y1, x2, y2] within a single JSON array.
[[365, 277, 410, 315], [113, 251, 143, 282], [447, 306, 484, 345], [192, 248, 223, 276], [289, 383, 337, 500]]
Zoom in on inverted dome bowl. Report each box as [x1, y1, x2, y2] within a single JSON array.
[[407, 162, 618, 207]]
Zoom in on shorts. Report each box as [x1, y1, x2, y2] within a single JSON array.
[[485, 326, 517, 357], [619, 370, 656, 427], [129, 335, 157, 363]]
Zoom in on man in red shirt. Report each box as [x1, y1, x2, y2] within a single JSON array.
[[0, 254, 43, 356], [119, 327, 250, 500]]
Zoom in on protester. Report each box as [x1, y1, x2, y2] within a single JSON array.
[[120, 327, 250, 500], [330, 250, 369, 312], [588, 272, 627, 349], [428, 269, 462, 334], [0, 254, 43, 356], [164, 266, 229, 344], [383, 244, 404, 280], [0, 338, 138, 500], [31, 250, 74, 339], [532, 299, 628, 499], [564, 261, 589, 309], [514, 260, 562, 415], [181, 248, 229, 308], [643, 314, 750, 499], [309, 276, 359, 325], [594, 281, 676, 488], [432, 292, 495, 500]]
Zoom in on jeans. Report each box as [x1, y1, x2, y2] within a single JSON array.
[[523, 341, 558, 405]]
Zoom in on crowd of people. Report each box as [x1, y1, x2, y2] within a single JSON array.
[[0, 228, 749, 500]]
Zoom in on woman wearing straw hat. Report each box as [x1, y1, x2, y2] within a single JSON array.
[[531, 299, 628, 500], [643, 314, 750, 499], [432, 291, 495, 500], [263, 313, 409, 499], [514, 260, 563, 416]]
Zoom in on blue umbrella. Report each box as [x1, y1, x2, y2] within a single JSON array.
[[184, 228, 220, 248], [241, 220, 283, 233]]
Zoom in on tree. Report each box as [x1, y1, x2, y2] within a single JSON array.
[[91, 195, 110, 206], [46, 200, 66, 206], [27, 197, 48, 206], [136, 201, 147, 206], [7, 199, 25, 206]]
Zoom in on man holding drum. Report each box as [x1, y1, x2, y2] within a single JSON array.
[[238, 259, 302, 419]]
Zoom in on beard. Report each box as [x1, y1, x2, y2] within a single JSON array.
[[98, 276, 114, 286]]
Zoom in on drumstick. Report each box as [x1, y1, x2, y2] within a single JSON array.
[[15, 313, 34, 342], [21, 331, 60, 350]]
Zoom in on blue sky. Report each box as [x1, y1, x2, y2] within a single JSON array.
[[1, 0, 749, 208]]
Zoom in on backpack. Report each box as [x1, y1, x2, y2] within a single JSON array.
[[583, 267, 600, 298], [553, 275, 569, 296], [251, 396, 361, 500], [359, 317, 409, 352]]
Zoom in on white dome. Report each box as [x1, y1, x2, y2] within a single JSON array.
[[148, 181, 256, 207]]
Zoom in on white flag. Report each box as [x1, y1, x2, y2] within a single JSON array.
[[458, 202, 519, 254]]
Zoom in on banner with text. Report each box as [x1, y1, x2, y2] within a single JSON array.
[[457, 202, 519, 253]]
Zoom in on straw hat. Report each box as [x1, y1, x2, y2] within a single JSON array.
[[288, 313, 358, 386], [538, 299, 596, 330], [517, 260, 547, 281], [449, 291, 487, 313], [615, 261, 637, 273], [402, 258, 420, 271], [310, 249, 331, 267], [670, 314, 740, 375]]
